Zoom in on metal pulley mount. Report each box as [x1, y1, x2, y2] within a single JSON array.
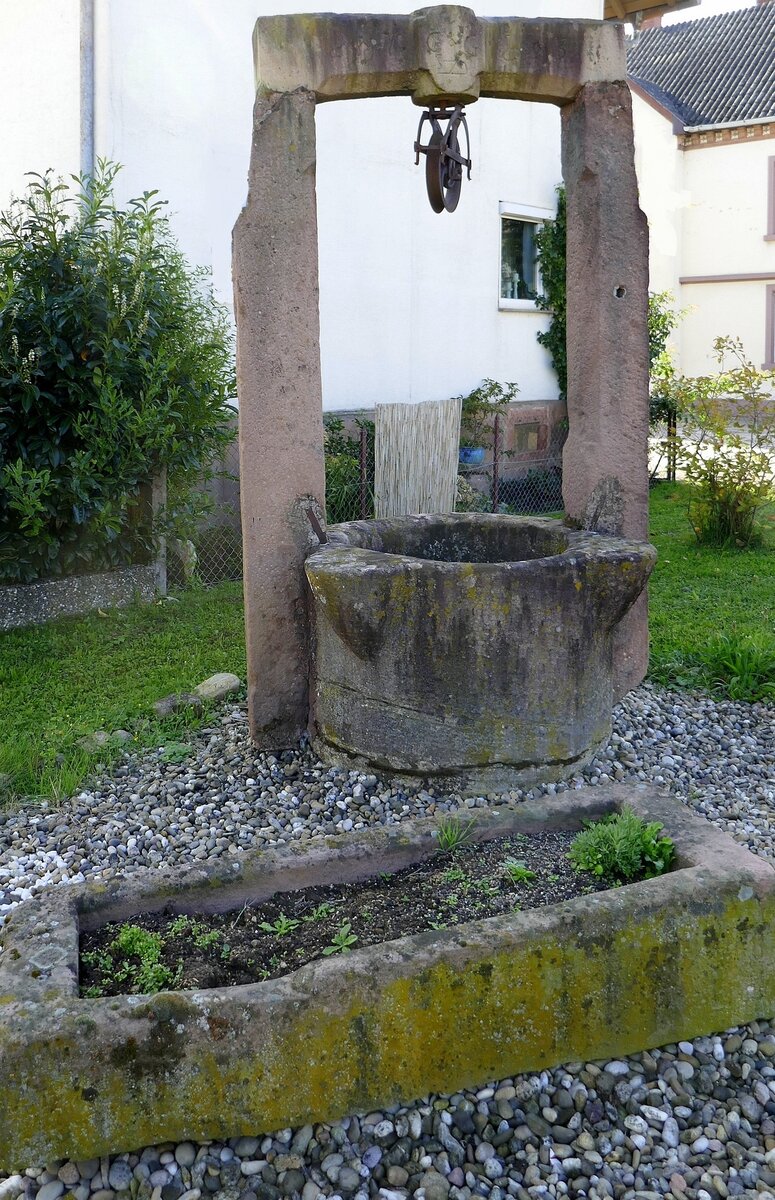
[[413, 105, 472, 214]]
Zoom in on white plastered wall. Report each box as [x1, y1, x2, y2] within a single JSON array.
[[632, 88, 775, 375], [680, 138, 775, 373], [0, 0, 604, 409], [0, 0, 81, 202]]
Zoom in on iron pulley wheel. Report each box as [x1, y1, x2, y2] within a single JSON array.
[[414, 105, 472, 214]]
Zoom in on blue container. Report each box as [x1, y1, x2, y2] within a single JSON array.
[[459, 446, 486, 466]]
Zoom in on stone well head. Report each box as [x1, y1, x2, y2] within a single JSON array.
[[234, 7, 650, 751], [306, 514, 655, 794]]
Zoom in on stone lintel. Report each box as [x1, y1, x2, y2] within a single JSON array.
[[253, 9, 626, 107]]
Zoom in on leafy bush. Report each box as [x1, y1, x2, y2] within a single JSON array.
[[665, 337, 775, 547], [568, 807, 675, 884], [0, 162, 235, 584], [456, 378, 519, 449], [323, 416, 374, 525]]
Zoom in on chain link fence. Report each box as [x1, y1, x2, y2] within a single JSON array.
[[167, 423, 244, 589], [166, 410, 567, 589], [456, 414, 567, 516]]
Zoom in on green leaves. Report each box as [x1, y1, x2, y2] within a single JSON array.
[[568, 807, 675, 885], [534, 186, 567, 401], [322, 923, 358, 956], [0, 161, 235, 583], [659, 338, 775, 549]]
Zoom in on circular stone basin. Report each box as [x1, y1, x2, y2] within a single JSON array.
[[305, 513, 656, 792]]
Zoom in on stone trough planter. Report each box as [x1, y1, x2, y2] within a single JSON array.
[[305, 515, 655, 792], [0, 783, 773, 1168]]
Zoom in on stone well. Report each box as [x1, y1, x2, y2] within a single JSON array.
[[306, 513, 655, 791]]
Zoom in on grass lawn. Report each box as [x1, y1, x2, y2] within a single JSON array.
[[0, 582, 245, 803], [1, 483, 773, 803], [647, 482, 775, 696]]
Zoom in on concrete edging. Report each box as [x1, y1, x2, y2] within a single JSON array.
[[0, 565, 162, 631], [0, 783, 773, 1167]]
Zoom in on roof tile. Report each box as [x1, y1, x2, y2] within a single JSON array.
[[627, 4, 775, 127]]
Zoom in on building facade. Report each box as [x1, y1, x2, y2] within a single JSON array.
[[0, 0, 616, 417], [629, 2, 775, 374]]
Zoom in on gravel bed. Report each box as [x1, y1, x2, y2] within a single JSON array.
[[0, 681, 773, 1194]]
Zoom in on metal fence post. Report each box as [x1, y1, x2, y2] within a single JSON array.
[[491, 414, 501, 513], [359, 426, 368, 519]]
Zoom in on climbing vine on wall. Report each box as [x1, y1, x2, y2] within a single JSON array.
[[534, 186, 567, 402]]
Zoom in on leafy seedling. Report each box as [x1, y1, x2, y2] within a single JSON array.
[[442, 865, 467, 883], [160, 742, 191, 764], [322, 923, 358, 956], [259, 913, 300, 937], [302, 902, 334, 923], [503, 859, 537, 885]]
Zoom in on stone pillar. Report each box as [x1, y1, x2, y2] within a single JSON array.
[[561, 81, 650, 697], [233, 91, 326, 747]]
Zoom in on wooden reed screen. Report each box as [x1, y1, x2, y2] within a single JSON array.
[[374, 396, 462, 518]]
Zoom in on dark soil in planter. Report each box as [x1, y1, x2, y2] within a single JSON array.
[[80, 831, 615, 997]]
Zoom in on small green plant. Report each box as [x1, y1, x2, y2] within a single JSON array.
[[436, 814, 476, 853], [568, 807, 675, 884], [456, 379, 519, 449], [503, 859, 537, 885], [473, 877, 500, 897], [108, 923, 180, 994], [168, 915, 191, 937], [442, 865, 467, 883], [429, 920, 448, 930], [259, 913, 300, 937], [700, 633, 775, 703], [160, 742, 192, 764], [302, 902, 334, 923], [322, 923, 358, 956]]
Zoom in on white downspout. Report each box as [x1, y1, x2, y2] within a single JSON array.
[[79, 0, 95, 179]]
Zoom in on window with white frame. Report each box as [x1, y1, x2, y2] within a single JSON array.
[[498, 202, 553, 311]]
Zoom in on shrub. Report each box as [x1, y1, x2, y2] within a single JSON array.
[[0, 162, 235, 584], [568, 807, 675, 884], [666, 337, 775, 547], [456, 378, 518, 450], [323, 416, 374, 524]]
